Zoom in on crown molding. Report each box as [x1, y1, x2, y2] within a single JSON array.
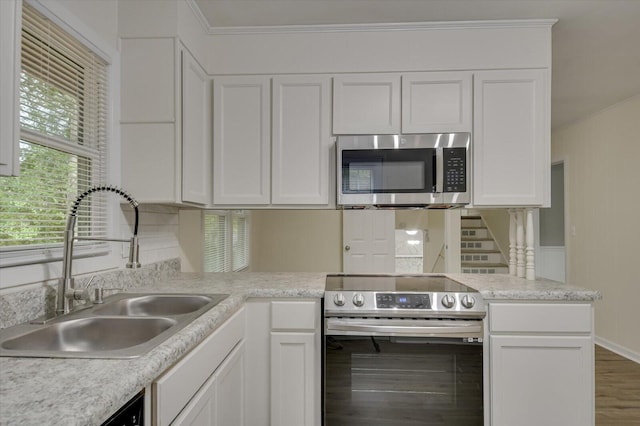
[[184, 1, 556, 36]]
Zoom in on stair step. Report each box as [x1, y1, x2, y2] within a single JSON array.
[[461, 265, 509, 274], [461, 240, 498, 251], [461, 228, 489, 239], [460, 218, 483, 228], [461, 252, 504, 264]]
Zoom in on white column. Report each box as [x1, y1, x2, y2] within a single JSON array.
[[516, 209, 525, 278], [525, 208, 536, 280], [508, 209, 517, 276], [444, 209, 462, 273]]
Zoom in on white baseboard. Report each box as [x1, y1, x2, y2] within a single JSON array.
[[595, 335, 640, 364]]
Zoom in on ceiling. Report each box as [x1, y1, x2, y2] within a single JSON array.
[[193, 0, 640, 129]]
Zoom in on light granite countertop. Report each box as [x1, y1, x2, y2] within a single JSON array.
[[0, 271, 599, 426]]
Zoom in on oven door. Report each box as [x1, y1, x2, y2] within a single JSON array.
[[324, 317, 483, 426]]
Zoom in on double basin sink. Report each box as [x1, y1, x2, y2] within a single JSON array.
[[0, 293, 228, 359]]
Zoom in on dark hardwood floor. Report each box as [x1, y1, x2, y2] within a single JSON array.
[[595, 345, 640, 425]]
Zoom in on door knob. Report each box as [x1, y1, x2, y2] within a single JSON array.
[[344, 245, 350, 252]]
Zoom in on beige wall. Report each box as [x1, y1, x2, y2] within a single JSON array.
[[552, 94, 640, 357], [250, 210, 343, 273]]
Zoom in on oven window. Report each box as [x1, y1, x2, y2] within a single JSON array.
[[324, 336, 482, 425]]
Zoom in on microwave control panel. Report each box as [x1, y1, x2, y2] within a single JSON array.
[[443, 148, 467, 192]]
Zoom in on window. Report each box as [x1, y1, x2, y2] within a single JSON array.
[[0, 4, 108, 259], [204, 211, 250, 272]]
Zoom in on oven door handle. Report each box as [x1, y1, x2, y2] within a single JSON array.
[[325, 318, 483, 339]]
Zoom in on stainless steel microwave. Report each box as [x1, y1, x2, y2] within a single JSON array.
[[337, 133, 470, 208]]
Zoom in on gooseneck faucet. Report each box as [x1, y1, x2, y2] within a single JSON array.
[[56, 185, 140, 315]]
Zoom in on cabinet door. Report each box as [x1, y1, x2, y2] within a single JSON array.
[[402, 71, 472, 133], [333, 73, 401, 134], [213, 76, 270, 205], [215, 341, 245, 426], [272, 75, 332, 205], [172, 372, 217, 426], [490, 335, 593, 426], [271, 332, 318, 426], [181, 48, 211, 205], [473, 69, 550, 206], [0, 0, 21, 177]]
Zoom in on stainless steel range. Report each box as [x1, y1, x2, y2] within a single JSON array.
[[323, 274, 485, 426]]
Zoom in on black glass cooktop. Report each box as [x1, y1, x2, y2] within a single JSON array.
[[325, 274, 476, 293]]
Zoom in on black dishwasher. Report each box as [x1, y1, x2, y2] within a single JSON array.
[[101, 390, 144, 426]]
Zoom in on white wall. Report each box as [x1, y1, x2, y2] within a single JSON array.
[[552, 94, 640, 359], [206, 23, 552, 75]]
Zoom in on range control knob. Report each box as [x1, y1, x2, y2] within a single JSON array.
[[442, 294, 456, 309], [333, 293, 346, 307], [353, 293, 365, 307], [461, 295, 476, 309]]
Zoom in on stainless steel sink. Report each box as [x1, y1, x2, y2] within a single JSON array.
[[1, 317, 176, 352], [93, 294, 221, 316], [0, 293, 229, 359]]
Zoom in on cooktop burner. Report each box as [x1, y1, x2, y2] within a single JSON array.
[[324, 274, 484, 317]]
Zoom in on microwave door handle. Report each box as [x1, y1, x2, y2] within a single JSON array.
[[435, 147, 444, 193]]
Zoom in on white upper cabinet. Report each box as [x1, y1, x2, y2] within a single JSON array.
[[121, 38, 211, 205], [0, 0, 21, 177], [272, 75, 332, 205], [213, 75, 333, 207], [333, 74, 401, 134], [181, 49, 211, 205], [401, 72, 472, 133], [473, 69, 550, 207], [333, 72, 472, 135], [213, 76, 271, 205]]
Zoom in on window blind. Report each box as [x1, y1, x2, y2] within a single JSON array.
[[204, 211, 249, 272], [0, 3, 108, 252], [232, 212, 249, 271], [204, 213, 229, 273]]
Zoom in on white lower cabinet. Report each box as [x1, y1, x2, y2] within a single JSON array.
[[244, 299, 321, 426], [173, 341, 245, 426], [153, 307, 245, 426], [488, 303, 594, 426]]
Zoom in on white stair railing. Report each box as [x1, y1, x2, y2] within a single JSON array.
[[508, 208, 536, 280]]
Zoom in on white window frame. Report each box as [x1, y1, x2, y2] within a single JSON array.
[[0, 0, 121, 289]]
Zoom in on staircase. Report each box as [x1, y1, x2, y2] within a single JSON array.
[[461, 216, 509, 274]]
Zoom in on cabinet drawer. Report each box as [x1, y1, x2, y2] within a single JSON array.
[[490, 303, 592, 333], [154, 307, 245, 426], [271, 300, 318, 331]]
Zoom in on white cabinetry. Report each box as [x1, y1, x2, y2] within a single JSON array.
[[333, 72, 472, 134], [212, 76, 270, 205], [244, 299, 321, 426], [401, 72, 472, 133], [272, 75, 332, 205], [154, 308, 245, 426], [488, 303, 594, 426], [121, 38, 211, 205], [333, 74, 401, 134], [0, 0, 21, 177], [213, 75, 332, 207], [473, 69, 550, 206]]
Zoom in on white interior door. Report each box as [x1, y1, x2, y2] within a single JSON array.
[[343, 210, 395, 273]]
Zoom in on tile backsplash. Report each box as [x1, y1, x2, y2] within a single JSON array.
[[0, 258, 180, 329]]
